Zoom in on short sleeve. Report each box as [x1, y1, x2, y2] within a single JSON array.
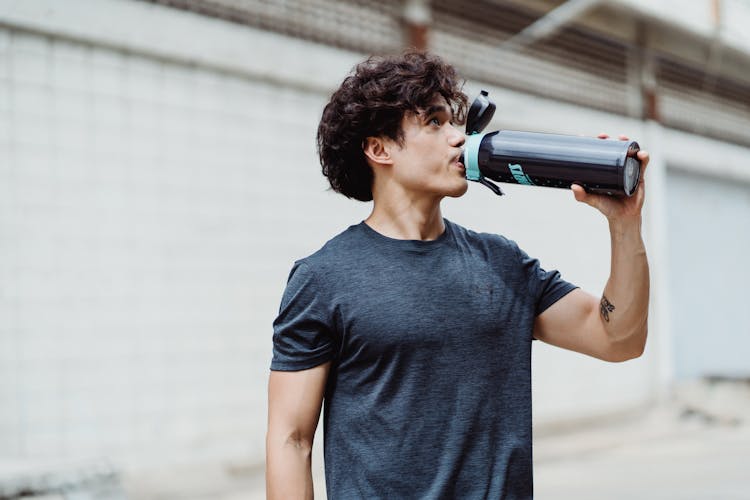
[[270, 261, 335, 371], [514, 244, 578, 316]]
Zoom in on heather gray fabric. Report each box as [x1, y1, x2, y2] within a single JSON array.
[[271, 219, 577, 499]]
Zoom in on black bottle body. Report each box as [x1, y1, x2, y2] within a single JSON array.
[[475, 130, 641, 196]]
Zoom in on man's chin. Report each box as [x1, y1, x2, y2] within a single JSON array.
[[446, 181, 469, 198]]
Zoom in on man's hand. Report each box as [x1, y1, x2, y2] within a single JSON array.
[[570, 133, 649, 222]]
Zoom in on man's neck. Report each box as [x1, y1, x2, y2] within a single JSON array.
[[364, 194, 445, 241]]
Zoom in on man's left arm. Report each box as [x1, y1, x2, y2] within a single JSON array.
[[533, 136, 650, 362]]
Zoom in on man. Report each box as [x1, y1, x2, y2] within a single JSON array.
[[266, 52, 649, 499]]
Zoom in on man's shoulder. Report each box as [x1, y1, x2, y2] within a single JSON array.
[[294, 222, 368, 273], [446, 219, 519, 255]]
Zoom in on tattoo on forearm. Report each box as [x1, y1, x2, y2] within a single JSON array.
[[600, 295, 615, 322]]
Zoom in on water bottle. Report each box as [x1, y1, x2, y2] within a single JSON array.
[[461, 91, 642, 197]]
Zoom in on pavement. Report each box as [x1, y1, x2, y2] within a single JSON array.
[[9, 379, 749, 499], [120, 396, 750, 499], [533, 404, 750, 499]]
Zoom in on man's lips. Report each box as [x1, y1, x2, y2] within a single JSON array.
[[452, 154, 465, 170]]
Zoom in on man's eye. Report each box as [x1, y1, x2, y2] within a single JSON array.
[[429, 117, 440, 126]]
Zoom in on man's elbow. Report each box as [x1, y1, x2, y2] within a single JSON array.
[[284, 431, 314, 456], [607, 345, 645, 363], [604, 326, 647, 363], [266, 429, 315, 500], [267, 429, 314, 457]]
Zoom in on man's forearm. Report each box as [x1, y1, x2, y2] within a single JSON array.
[[601, 215, 650, 345], [266, 436, 315, 500]]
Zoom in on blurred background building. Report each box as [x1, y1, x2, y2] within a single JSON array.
[[1, 0, 749, 498]]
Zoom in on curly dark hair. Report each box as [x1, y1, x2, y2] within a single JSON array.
[[317, 52, 468, 202]]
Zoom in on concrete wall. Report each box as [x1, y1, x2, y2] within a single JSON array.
[[623, 0, 750, 51], [0, 0, 366, 468], [2, 0, 748, 472], [666, 170, 750, 381]]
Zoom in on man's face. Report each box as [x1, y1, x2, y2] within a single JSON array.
[[386, 97, 467, 200]]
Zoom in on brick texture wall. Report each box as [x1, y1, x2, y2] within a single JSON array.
[[0, 24, 367, 465]]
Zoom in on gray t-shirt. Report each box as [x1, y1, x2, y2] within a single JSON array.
[[271, 219, 577, 499]]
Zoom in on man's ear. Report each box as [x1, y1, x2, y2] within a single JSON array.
[[363, 136, 394, 167]]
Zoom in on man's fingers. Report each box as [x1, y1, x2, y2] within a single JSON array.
[[597, 133, 630, 141], [637, 150, 650, 177], [571, 184, 595, 207]]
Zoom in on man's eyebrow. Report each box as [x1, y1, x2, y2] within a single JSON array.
[[421, 104, 452, 118]]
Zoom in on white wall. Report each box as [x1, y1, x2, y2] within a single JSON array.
[[0, 0, 367, 468], [666, 170, 750, 381], [3, 0, 748, 471]]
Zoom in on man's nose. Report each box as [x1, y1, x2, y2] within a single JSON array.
[[448, 125, 465, 147]]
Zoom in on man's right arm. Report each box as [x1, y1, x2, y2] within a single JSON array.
[[266, 362, 330, 500]]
